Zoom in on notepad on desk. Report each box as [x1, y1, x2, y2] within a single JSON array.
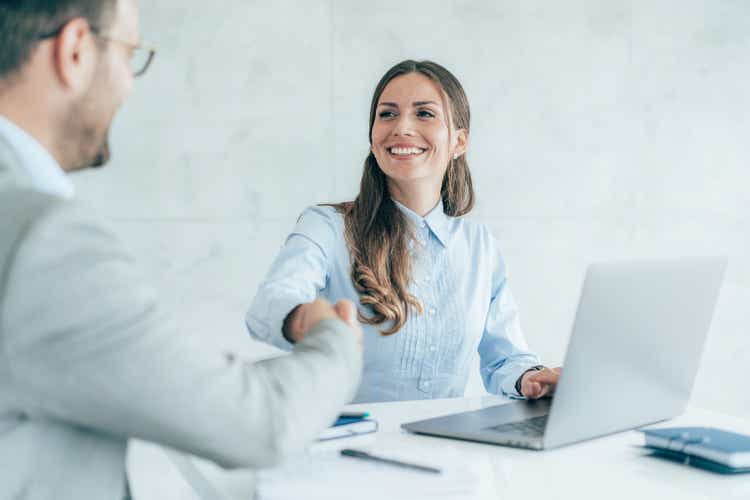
[[256, 446, 492, 500], [318, 417, 378, 441], [642, 426, 750, 473]]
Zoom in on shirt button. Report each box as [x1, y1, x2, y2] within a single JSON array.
[[429, 345, 437, 352], [422, 380, 431, 389], [429, 307, 436, 315], [424, 276, 431, 283]]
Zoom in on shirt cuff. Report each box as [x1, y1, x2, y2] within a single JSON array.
[[512, 364, 546, 398], [499, 361, 543, 399], [246, 291, 309, 351]]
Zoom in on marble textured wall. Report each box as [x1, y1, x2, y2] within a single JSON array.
[[73, 0, 750, 416]]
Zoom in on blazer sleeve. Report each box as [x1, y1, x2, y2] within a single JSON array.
[[245, 205, 339, 351], [478, 230, 541, 398], [0, 201, 362, 469]]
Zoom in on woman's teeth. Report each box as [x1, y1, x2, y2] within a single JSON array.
[[388, 147, 426, 156]]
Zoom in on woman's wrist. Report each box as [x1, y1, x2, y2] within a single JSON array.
[[282, 304, 303, 343]]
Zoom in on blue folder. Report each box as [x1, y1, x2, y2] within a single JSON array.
[[642, 427, 750, 474]]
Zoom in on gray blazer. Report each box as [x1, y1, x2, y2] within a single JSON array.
[[0, 136, 362, 500]]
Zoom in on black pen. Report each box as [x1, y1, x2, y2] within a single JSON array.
[[340, 448, 442, 474]]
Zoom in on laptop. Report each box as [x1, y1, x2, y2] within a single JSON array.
[[402, 257, 727, 450]]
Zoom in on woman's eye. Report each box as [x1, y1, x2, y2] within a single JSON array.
[[417, 109, 435, 118], [379, 111, 396, 119]]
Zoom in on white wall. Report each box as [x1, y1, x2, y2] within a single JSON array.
[[73, 0, 750, 417]]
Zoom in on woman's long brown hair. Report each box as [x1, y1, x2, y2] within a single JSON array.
[[331, 60, 474, 335]]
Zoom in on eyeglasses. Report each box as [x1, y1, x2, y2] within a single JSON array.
[[37, 21, 156, 78]]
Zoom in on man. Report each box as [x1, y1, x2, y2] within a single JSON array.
[[0, 1, 363, 499]]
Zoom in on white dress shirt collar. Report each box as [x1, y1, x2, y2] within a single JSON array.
[[0, 115, 74, 199]]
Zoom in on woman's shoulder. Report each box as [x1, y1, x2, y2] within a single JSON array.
[[297, 205, 344, 230], [292, 204, 346, 252], [450, 215, 496, 248], [297, 204, 345, 226], [451, 216, 508, 278]]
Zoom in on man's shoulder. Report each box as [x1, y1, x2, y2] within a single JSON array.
[[0, 190, 153, 356], [0, 190, 124, 286], [0, 189, 101, 243], [0, 189, 62, 264], [0, 187, 59, 217]]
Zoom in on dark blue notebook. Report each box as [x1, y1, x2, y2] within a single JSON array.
[[642, 427, 750, 473], [334, 415, 370, 427]]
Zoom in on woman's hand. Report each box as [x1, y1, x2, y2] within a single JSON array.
[[521, 366, 562, 399], [283, 299, 363, 346]]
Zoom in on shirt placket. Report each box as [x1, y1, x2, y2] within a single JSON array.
[[414, 221, 438, 395]]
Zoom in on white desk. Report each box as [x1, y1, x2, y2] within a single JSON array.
[[128, 396, 750, 500]]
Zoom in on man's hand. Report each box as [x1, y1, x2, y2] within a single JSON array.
[[284, 299, 363, 346], [520, 366, 562, 399], [331, 299, 364, 346]]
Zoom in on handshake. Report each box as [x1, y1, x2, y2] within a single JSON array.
[[283, 299, 364, 346]]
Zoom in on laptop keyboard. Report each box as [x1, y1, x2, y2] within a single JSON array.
[[487, 415, 548, 437]]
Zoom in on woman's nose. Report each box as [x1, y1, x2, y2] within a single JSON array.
[[392, 114, 416, 137]]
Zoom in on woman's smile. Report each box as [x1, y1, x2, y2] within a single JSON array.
[[386, 143, 428, 160]]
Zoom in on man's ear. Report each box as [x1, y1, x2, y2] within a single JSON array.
[[53, 18, 98, 95], [453, 128, 469, 159]]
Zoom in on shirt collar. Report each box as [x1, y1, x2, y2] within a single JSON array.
[[0, 115, 74, 199], [392, 197, 451, 247]]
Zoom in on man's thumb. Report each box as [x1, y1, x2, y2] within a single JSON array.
[[334, 299, 357, 326]]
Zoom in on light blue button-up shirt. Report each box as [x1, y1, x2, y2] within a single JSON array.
[[0, 115, 74, 199], [246, 200, 541, 403]]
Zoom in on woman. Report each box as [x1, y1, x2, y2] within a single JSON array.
[[246, 60, 559, 403]]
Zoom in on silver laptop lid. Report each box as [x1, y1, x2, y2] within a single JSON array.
[[543, 257, 727, 449]]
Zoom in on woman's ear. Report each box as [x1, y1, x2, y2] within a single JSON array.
[[453, 128, 469, 159]]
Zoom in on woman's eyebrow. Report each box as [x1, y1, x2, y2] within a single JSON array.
[[378, 100, 439, 108]]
